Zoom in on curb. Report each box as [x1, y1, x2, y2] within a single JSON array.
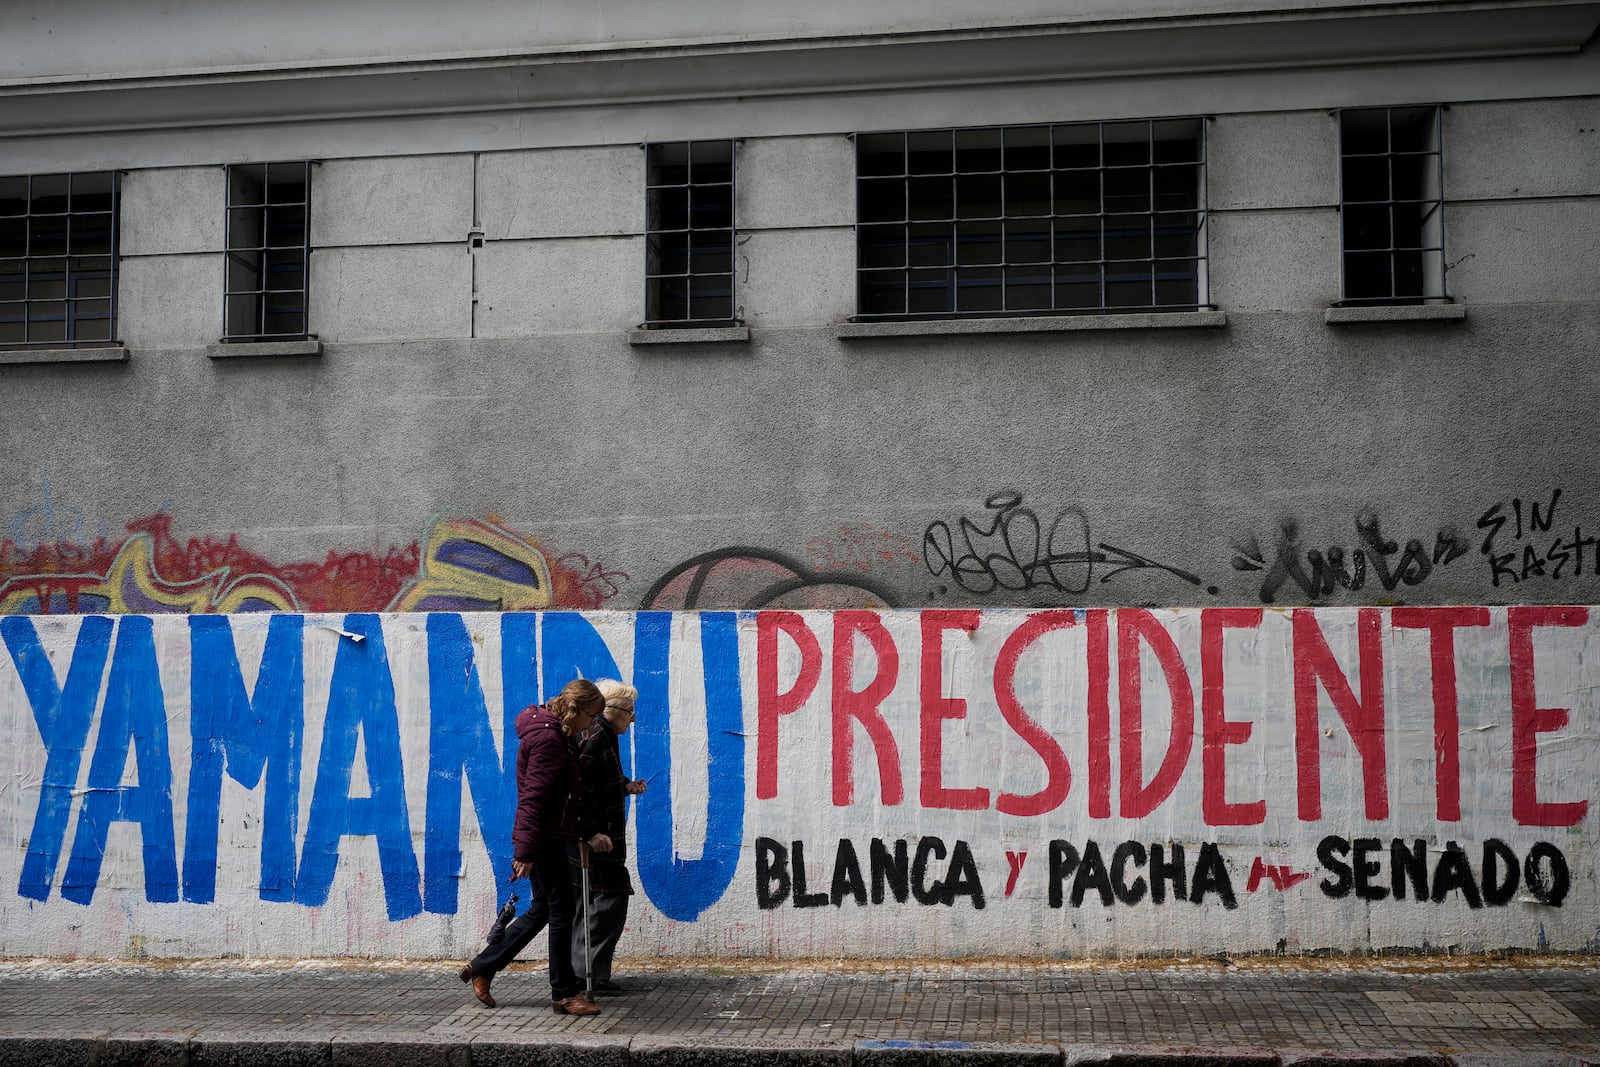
[[3, 1037, 1594, 1066]]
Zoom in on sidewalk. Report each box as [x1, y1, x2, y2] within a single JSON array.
[[1, 955, 1597, 1066]]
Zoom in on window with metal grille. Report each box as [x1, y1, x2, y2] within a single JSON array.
[[225, 161, 311, 341], [854, 119, 1209, 320], [644, 141, 736, 327], [1338, 106, 1447, 305], [0, 172, 120, 349]]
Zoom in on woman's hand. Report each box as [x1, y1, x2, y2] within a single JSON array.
[[587, 833, 614, 853], [625, 778, 648, 795], [510, 858, 531, 881]]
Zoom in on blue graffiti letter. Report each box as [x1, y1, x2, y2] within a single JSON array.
[[424, 614, 517, 914], [634, 612, 745, 921], [185, 614, 305, 903], [2, 616, 113, 902], [540, 611, 633, 772], [501, 612, 539, 722], [62, 616, 180, 905], [297, 614, 422, 921]]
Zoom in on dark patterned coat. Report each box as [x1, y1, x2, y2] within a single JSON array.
[[572, 718, 635, 895]]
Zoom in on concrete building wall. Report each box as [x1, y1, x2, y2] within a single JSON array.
[[0, 1, 1597, 961], [4, 90, 1597, 614]]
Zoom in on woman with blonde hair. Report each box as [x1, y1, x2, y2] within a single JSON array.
[[571, 678, 648, 992], [459, 678, 603, 1016]]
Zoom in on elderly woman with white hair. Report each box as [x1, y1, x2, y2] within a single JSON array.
[[570, 678, 648, 992]]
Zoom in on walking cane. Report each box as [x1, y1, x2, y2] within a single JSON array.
[[579, 839, 594, 1000]]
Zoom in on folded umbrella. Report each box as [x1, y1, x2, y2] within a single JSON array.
[[484, 892, 519, 947]]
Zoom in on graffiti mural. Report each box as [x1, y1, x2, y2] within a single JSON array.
[[1479, 488, 1600, 588], [0, 513, 622, 615], [640, 547, 895, 609], [0, 607, 1594, 960], [1232, 512, 1471, 605], [923, 493, 1216, 599], [807, 524, 923, 578]]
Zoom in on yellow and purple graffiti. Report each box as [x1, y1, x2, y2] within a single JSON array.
[[0, 513, 621, 615]]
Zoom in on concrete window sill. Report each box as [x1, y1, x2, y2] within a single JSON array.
[[628, 326, 750, 346], [835, 311, 1226, 339], [0, 345, 129, 365], [208, 339, 324, 359], [1325, 304, 1466, 325]]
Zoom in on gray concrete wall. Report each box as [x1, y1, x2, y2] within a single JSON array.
[[5, 304, 1595, 611], [3, 86, 1597, 615]]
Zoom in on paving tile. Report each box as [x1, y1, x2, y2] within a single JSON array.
[[0, 961, 1599, 1064]]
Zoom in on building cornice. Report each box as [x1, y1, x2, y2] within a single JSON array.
[[0, 2, 1595, 138]]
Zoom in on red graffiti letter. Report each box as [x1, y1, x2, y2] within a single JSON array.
[[756, 611, 823, 801], [1117, 609, 1196, 819], [920, 610, 989, 811], [1086, 609, 1113, 819], [831, 611, 903, 807], [1292, 609, 1388, 822], [1509, 606, 1589, 827], [994, 610, 1077, 817], [1200, 608, 1265, 826], [1005, 851, 1028, 897], [1392, 607, 1490, 821], [1246, 856, 1268, 893]]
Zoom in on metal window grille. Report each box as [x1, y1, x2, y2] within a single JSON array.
[[854, 119, 1210, 320], [0, 172, 120, 349], [225, 161, 312, 341], [644, 140, 737, 327], [1337, 106, 1447, 305]]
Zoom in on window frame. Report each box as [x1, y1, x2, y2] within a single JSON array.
[[1335, 104, 1450, 307], [642, 139, 739, 329], [851, 117, 1212, 322], [0, 171, 122, 350], [223, 160, 314, 343]]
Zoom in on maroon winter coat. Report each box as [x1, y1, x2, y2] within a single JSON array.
[[511, 704, 580, 861]]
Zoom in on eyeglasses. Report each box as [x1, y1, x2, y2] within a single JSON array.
[[606, 702, 636, 716]]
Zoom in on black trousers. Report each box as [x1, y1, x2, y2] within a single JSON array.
[[571, 890, 629, 982], [468, 841, 579, 1000]]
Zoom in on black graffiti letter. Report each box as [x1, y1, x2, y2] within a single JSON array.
[[791, 840, 829, 908], [1072, 840, 1114, 908], [1525, 843, 1570, 907], [1353, 838, 1388, 901], [1391, 838, 1428, 901], [870, 838, 909, 904], [1531, 489, 1562, 533], [1048, 841, 1080, 909], [1150, 843, 1186, 904], [1191, 843, 1237, 909], [1430, 842, 1483, 909], [944, 841, 985, 909], [1318, 836, 1353, 898], [911, 837, 948, 905], [1478, 503, 1507, 556], [832, 839, 868, 907], [1482, 840, 1519, 907], [1111, 841, 1148, 905], [756, 837, 790, 909]]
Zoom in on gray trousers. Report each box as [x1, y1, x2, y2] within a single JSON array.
[[571, 890, 629, 982]]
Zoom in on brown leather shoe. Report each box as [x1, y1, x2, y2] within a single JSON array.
[[552, 993, 600, 1016], [459, 965, 495, 1008]]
